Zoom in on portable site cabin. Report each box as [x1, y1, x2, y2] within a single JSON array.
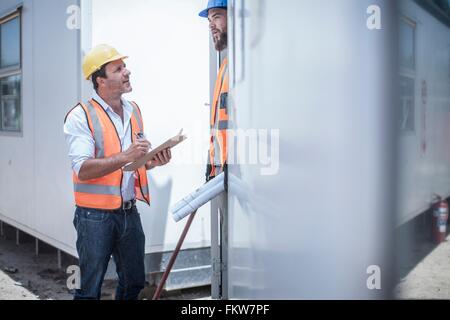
[[396, 0, 450, 225], [0, 0, 216, 290]]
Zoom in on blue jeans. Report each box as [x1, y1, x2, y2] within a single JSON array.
[[73, 205, 146, 300]]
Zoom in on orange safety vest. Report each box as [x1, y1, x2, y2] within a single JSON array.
[[209, 57, 229, 178], [65, 99, 150, 210]]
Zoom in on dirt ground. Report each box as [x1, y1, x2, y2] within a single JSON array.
[[0, 232, 73, 300], [0, 228, 210, 300]]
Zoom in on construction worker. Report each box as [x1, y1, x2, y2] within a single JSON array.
[[199, 0, 229, 299], [63, 44, 171, 300]]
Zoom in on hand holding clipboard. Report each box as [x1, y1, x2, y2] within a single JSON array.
[[123, 129, 187, 172]]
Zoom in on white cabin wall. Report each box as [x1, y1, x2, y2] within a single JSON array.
[[0, 0, 81, 255]]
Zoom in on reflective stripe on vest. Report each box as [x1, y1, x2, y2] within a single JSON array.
[[209, 58, 229, 178], [131, 103, 143, 133], [74, 184, 122, 196], [67, 99, 150, 210], [85, 100, 105, 159], [129, 101, 150, 206], [141, 184, 149, 196], [218, 120, 229, 131]]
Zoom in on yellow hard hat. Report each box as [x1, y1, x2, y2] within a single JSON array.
[[82, 44, 128, 80]]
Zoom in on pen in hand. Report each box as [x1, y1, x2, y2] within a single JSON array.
[[135, 133, 152, 149]]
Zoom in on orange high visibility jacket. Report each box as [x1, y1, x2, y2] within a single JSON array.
[[208, 57, 229, 179], [65, 99, 150, 210]]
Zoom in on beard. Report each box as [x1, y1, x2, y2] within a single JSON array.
[[213, 31, 228, 52], [107, 80, 132, 95]]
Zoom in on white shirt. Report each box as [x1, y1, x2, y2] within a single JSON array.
[[64, 92, 136, 201]]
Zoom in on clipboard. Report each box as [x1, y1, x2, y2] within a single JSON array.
[[123, 129, 187, 172]]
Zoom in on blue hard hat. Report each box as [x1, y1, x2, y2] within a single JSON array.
[[199, 0, 227, 18]]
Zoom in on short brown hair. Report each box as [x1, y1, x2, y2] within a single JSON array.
[[91, 64, 108, 91]]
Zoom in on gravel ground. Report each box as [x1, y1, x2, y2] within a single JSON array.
[[0, 232, 73, 300]]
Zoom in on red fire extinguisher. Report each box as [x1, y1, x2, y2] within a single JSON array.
[[432, 196, 449, 244]]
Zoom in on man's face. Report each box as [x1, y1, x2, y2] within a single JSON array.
[[208, 8, 227, 52], [99, 59, 132, 95]]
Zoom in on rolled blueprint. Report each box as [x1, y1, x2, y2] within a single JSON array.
[[171, 172, 225, 222]]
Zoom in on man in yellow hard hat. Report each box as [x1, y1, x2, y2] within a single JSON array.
[[64, 44, 171, 300]]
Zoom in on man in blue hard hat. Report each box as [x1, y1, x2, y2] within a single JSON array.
[[199, 0, 229, 300], [199, 0, 228, 53]]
